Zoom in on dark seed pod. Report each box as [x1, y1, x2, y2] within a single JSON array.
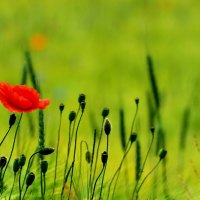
[[41, 160, 48, 174], [26, 172, 35, 187], [80, 101, 86, 111], [104, 119, 111, 135], [0, 156, 7, 169], [9, 114, 16, 127], [159, 149, 167, 160], [69, 111, 76, 122], [135, 98, 139, 105], [102, 108, 109, 118], [78, 94, 86, 104], [130, 132, 137, 143], [150, 127, 155, 135], [18, 154, 26, 167], [101, 151, 108, 166], [38, 147, 55, 155], [59, 103, 65, 112], [85, 151, 91, 163], [13, 158, 20, 173]]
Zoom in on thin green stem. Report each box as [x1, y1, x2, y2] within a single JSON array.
[[106, 141, 131, 200], [136, 160, 161, 199], [99, 135, 109, 199], [52, 111, 63, 196], [2, 113, 23, 180], [111, 143, 132, 200], [69, 111, 84, 193], [43, 174, 46, 196], [77, 140, 89, 190], [41, 170, 44, 200], [9, 174, 16, 200], [22, 151, 38, 190], [22, 186, 28, 200], [89, 129, 97, 199], [130, 104, 139, 134], [91, 166, 105, 200], [132, 133, 154, 199], [92, 118, 105, 188], [0, 126, 12, 147], [19, 168, 22, 200]]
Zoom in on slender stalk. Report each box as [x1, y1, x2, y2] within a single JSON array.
[[69, 111, 84, 193], [91, 166, 105, 200], [52, 109, 63, 196], [130, 103, 139, 134], [135, 160, 161, 199], [61, 121, 73, 198], [111, 143, 132, 200], [92, 118, 105, 188], [41, 170, 44, 200], [9, 175, 17, 200], [19, 168, 22, 200], [77, 140, 89, 189], [43, 174, 46, 195], [106, 142, 131, 200], [0, 126, 12, 146], [22, 151, 38, 190], [132, 132, 154, 199], [89, 130, 97, 199], [22, 186, 28, 200], [99, 134, 109, 199], [2, 113, 23, 180]]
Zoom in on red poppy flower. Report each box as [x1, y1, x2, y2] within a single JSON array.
[[0, 82, 50, 113]]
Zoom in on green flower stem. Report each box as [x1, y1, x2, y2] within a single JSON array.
[[22, 151, 38, 190], [91, 117, 105, 189], [22, 186, 28, 200], [135, 160, 161, 200], [130, 103, 139, 134], [91, 166, 105, 200], [0, 126, 12, 147], [41, 170, 44, 200], [19, 168, 22, 200], [2, 113, 23, 180], [69, 110, 84, 194], [99, 134, 109, 199], [111, 142, 133, 200], [77, 140, 89, 190], [106, 141, 131, 200], [52, 110, 63, 196], [132, 133, 154, 199], [9, 175, 16, 200], [89, 130, 97, 199]]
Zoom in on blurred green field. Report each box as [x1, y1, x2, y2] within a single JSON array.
[[0, 0, 200, 199]]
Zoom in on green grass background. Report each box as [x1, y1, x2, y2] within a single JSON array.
[[0, 0, 200, 199]]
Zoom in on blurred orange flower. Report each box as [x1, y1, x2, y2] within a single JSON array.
[[29, 33, 47, 51]]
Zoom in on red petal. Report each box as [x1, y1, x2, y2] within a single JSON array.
[[38, 99, 50, 109]]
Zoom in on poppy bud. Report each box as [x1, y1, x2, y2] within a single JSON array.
[[101, 151, 108, 166], [38, 147, 55, 155], [80, 101, 86, 112], [69, 111, 76, 122], [13, 158, 20, 173], [26, 172, 35, 187], [59, 103, 65, 112], [85, 151, 91, 163], [150, 127, 155, 135], [159, 149, 167, 160], [0, 156, 7, 169], [18, 154, 26, 167], [41, 160, 48, 174], [130, 132, 137, 143], [9, 114, 16, 127], [135, 98, 139, 105], [102, 108, 109, 118], [78, 94, 86, 104], [104, 119, 111, 135]]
